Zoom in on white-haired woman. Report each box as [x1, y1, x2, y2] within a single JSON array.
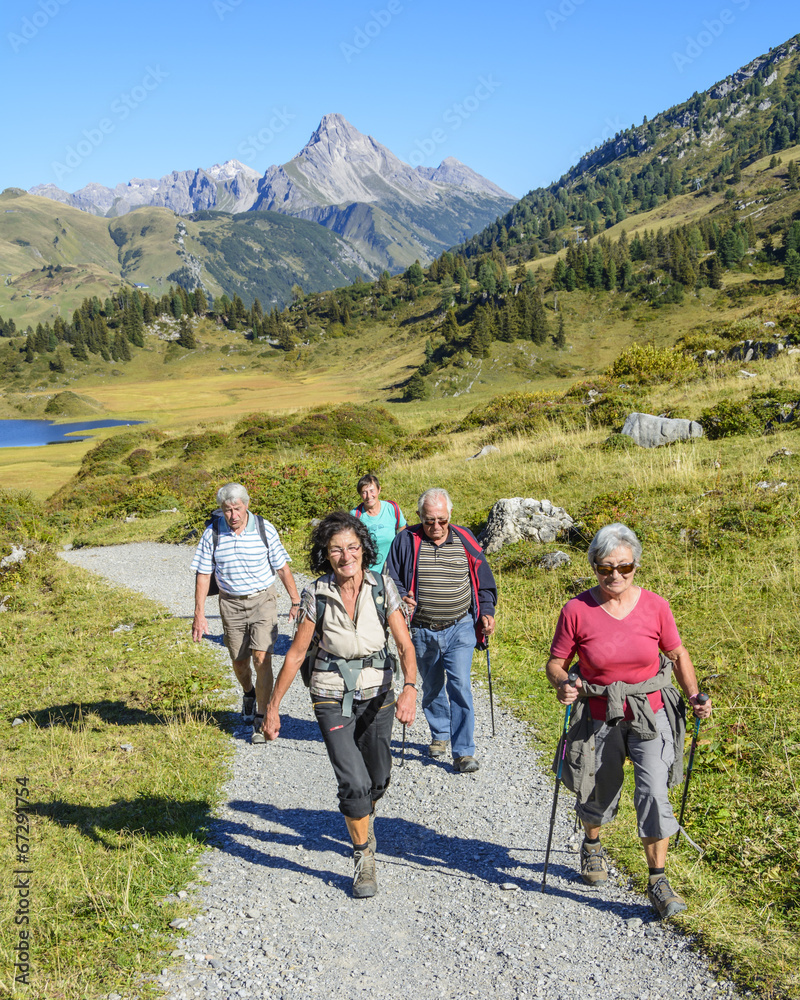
[[545, 523, 712, 919]]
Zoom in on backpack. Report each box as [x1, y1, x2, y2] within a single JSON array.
[[201, 509, 271, 597], [354, 499, 402, 532], [300, 574, 398, 699]]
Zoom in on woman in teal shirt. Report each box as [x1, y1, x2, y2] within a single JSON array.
[[351, 474, 406, 572]]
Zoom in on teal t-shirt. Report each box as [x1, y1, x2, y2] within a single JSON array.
[[350, 499, 407, 572]]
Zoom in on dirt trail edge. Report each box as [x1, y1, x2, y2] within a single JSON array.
[[60, 543, 739, 1000]]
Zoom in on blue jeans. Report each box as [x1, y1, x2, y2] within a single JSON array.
[[411, 615, 476, 758]]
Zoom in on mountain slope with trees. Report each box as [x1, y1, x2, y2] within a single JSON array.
[[458, 35, 799, 262]]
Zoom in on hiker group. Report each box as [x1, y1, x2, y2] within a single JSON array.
[[191, 479, 711, 917]]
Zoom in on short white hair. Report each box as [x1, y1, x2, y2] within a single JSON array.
[[216, 482, 250, 507], [418, 487, 453, 517], [587, 523, 642, 567]]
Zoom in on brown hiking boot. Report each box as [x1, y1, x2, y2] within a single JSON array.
[[648, 875, 687, 919], [352, 847, 377, 898], [429, 739, 448, 757], [580, 840, 608, 887]]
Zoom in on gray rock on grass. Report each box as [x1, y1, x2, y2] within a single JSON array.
[[539, 550, 571, 571], [480, 497, 574, 554], [621, 412, 703, 448]]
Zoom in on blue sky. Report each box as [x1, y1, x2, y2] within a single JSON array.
[[2, 0, 797, 200]]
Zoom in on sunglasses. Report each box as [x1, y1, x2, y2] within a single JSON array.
[[423, 518, 449, 526], [594, 562, 636, 575]]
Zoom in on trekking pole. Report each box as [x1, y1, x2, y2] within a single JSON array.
[[675, 693, 709, 847], [541, 669, 579, 891], [401, 724, 406, 767], [486, 640, 496, 737]]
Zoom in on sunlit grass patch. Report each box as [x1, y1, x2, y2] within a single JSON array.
[[0, 549, 231, 999]]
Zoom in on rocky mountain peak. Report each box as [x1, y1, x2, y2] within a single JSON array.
[[207, 159, 260, 181]]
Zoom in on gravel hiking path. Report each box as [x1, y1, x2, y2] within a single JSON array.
[[60, 543, 740, 1000]]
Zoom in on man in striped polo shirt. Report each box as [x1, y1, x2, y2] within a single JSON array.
[[191, 483, 301, 744], [386, 488, 497, 773]]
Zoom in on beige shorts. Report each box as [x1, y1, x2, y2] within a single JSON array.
[[218, 585, 278, 660]]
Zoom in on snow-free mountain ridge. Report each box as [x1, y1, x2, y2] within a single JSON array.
[[29, 114, 516, 272]]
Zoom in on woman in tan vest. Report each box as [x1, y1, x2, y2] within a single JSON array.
[[265, 511, 418, 898]]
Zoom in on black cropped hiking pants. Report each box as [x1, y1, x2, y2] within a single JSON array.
[[312, 689, 396, 818]]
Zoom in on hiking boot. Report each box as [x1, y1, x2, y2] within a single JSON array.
[[454, 755, 480, 773], [580, 840, 608, 887], [429, 739, 448, 758], [648, 875, 687, 919], [242, 690, 256, 723], [251, 715, 266, 744], [352, 847, 377, 898], [367, 804, 377, 854]]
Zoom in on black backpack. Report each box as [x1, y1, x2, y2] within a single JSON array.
[[201, 509, 271, 597]]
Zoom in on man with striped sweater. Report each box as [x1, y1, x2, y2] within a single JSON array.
[[191, 483, 300, 744], [386, 488, 497, 773]]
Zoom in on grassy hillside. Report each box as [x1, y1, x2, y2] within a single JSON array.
[[0, 190, 374, 325], [2, 334, 800, 995], [3, 158, 800, 996]]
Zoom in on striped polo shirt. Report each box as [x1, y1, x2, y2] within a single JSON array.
[[413, 530, 472, 628], [191, 512, 289, 595]]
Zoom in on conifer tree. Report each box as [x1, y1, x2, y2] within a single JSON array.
[[276, 324, 295, 351], [177, 316, 197, 348], [441, 309, 459, 344], [193, 288, 208, 315], [458, 268, 470, 304], [529, 291, 549, 344], [404, 371, 428, 401], [553, 313, 566, 350], [785, 249, 800, 288], [709, 256, 723, 289]]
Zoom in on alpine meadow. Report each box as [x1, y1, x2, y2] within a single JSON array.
[[1, 30, 800, 1000]]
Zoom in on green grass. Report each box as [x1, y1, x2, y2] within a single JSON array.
[[3, 267, 800, 996], [0, 547, 232, 1000]]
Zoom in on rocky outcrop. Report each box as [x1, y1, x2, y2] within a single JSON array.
[[480, 498, 574, 554], [723, 340, 784, 363], [621, 412, 703, 448]]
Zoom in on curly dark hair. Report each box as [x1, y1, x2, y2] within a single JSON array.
[[309, 510, 378, 574]]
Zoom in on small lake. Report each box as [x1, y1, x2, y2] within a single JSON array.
[[0, 419, 144, 448]]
